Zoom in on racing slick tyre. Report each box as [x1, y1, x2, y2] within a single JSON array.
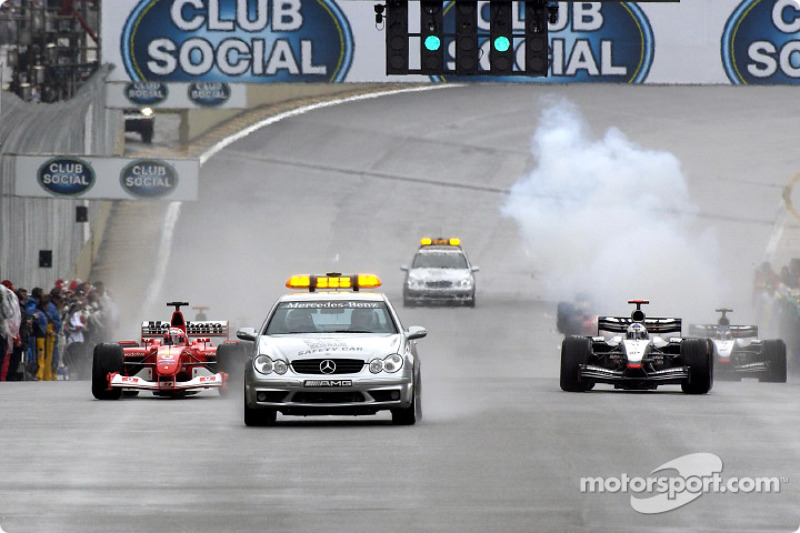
[[91, 343, 124, 400], [759, 339, 787, 383], [217, 342, 249, 397], [465, 293, 476, 308], [681, 339, 713, 394], [392, 370, 422, 425], [244, 397, 277, 427], [560, 336, 593, 392]]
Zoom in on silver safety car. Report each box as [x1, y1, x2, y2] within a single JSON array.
[[237, 272, 426, 426], [688, 308, 786, 382], [560, 300, 713, 394], [401, 237, 479, 307]]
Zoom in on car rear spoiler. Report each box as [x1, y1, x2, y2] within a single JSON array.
[[140, 320, 230, 340], [598, 316, 682, 335], [687, 324, 758, 338]]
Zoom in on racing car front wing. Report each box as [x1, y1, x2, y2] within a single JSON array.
[[579, 364, 690, 386], [108, 372, 227, 391]]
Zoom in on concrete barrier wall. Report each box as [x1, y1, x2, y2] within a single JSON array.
[[0, 64, 121, 290], [179, 83, 378, 143]]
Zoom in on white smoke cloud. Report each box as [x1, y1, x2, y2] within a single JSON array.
[[502, 96, 723, 318]]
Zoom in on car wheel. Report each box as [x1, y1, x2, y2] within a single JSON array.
[[759, 339, 787, 383], [466, 293, 476, 308], [560, 336, 593, 392], [681, 338, 713, 394], [392, 372, 421, 425], [91, 343, 124, 400], [244, 398, 277, 427], [217, 342, 249, 397], [141, 125, 153, 144]]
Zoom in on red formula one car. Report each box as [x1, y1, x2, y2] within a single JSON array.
[[91, 301, 238, 399]]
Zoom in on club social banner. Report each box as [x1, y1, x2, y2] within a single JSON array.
[[100, 1, 800, 85]]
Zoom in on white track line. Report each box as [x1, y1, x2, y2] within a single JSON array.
[[145, 84, 458, 309]]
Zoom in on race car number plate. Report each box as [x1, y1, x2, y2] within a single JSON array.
[[304, 380, 352, 387]]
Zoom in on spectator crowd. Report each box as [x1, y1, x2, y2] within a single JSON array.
[[0, 278, 118, 381]]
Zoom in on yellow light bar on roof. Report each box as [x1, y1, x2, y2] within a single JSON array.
[[317, 275, 352, 289], [286, 275, 311, 289], [356, 273, 381, 289], [420, 237, 461, 246], [285, 273, 382, 292]]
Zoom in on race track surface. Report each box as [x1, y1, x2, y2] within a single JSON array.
[[3, 84, 800, 532]]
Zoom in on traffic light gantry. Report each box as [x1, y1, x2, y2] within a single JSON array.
[[379, 0, 679, 78]]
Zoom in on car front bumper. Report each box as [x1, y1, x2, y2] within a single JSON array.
[[245, 371, 415, 416], [404, 287, 474, 304]]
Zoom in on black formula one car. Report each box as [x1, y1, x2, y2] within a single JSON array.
[[688, 309, 786, 383], [560, 300, 713, 394]]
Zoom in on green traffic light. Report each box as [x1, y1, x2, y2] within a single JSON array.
[[424, 35, 441, 51], [493, 36, 511, 53]]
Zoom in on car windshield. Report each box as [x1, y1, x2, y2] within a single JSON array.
[[265, 301, 398, 334], [411, 251, 468, 269]]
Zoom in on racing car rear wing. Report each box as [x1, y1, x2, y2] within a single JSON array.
[[140, 320, 230, 340], [598, 316, 682, 335], [687, 324, 758, 338]]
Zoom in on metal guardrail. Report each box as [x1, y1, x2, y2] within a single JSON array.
[[0, 63, 121, 290]]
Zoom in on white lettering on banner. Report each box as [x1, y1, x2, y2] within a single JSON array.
[[146, 38, 326, 77], [125, 176, 173, 188], [474, 2, 603, 32], [148, 39, 178, 75], [266, 40, 299, 75], [301, 40, 326, 75], [131, 165, 167, 176], [741, 0, 800, 79], [573, 3, 602, 32], [49, 162, 83, 174], [773, 0, 800, 33], [218, 39, 251, 76], [180, 38, 215, 75], [747, 41, 800, 78], [549, 39, 627, 77], [170, 0, 298, 32], [42, 174, 90, 185]]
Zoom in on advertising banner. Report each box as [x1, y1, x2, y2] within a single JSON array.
[[100, 1, 800, 85], [106, 81, 248, 109], [14, 155, 199, 201]]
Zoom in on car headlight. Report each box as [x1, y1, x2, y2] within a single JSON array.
[[458, 277, 473, 289], [273, 359, 288, 374], [369, 353, 404, 374], [407, 276, 425, 290], [254, 355, 288, 375]]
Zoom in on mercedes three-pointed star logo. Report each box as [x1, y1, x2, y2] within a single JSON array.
[[320, 359, 336, 374]]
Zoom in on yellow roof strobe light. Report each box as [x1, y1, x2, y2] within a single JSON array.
[[420, 237, 461, 246], [286, 272, 382, 292]]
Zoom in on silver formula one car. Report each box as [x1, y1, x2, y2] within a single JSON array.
[[237, 272, 427, 426], [688, 309, 786, 382], [560, 300, 713, 394]]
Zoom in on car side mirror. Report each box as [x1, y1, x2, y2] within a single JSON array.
[[471, 266, 480, 273], [400, 265, 409, 272], [236, 327, 257, 341], [407, 326, 427, 340]]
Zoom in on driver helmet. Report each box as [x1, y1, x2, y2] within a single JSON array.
[[717, 326, 732, 341], [626, 322, 649, 340], [163, 327, 185, 345]]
